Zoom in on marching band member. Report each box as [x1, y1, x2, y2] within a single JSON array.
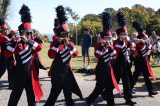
[[0, 18, 9, 79], [112, 10, 136, 105], [44, 5, 83, 106], [0, 18, 15, 89], [86, 11, 120, 106], [5, 4, 43, 106], [131, 21, 158, 97]]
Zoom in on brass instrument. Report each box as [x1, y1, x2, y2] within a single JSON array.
[[100, 39, 110, 48], [119, 36, 128, 41]]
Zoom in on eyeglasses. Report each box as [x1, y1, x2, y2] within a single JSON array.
[[26, 32, 32, 35]]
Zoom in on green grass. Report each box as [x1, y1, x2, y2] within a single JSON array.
[[39, 43, 52, 68], [150, 64, 160, 78], [70, 46, 97, 69], [39, 43, 160, 78]]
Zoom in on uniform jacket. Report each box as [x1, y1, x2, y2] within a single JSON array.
[[4, 39, 43, 102], [48, 36, 83, 99]]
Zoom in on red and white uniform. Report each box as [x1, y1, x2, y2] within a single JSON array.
[[5, 39, 43, 102], [48, 36, 78, 62], [94, 44, 116, 62], [113, 39, 136, 58]]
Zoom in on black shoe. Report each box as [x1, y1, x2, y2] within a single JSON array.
[[85, 98, 91, 106], [149, 91, 158, 97], [125, 99, 136, 105]]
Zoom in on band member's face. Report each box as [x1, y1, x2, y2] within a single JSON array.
[[104, 36, 111, 41], [1, 29, 8, 35], [120, 34, 128, 41], [102, 39, 110, 47], [32, 32, 37, 39], [61, 32, 69, 39], [131, 34, 137, 38], [112, 33, 117, 37], [24, 32, 32, 40], [119, 35, 124, 40]]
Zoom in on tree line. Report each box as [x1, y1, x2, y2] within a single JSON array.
[[68, 4, 160, 45]]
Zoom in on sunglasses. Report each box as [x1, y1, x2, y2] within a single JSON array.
[[26, 32, 32, 35]]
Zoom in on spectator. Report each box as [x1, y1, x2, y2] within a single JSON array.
[[149, 31, 159, 61], [112, 32, 117, 41], [81, 28, 92, 68], [149, 31, 158, 45]]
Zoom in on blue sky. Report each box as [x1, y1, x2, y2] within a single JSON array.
[[6, 0, 160, 34]]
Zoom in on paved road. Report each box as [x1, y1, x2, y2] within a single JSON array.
[[0, 69, 160, 106]]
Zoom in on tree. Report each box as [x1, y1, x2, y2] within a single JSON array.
[[80, 20, 102, 35], [147, 16, 160, 35], [132, 4, 145, 9], [146, 7, 155, 16], [79, 14, 102, 46], [80, 14, 100, 22], [65, 7, 80, 22], [0, 0, 11, 19], [129, 4, 150, 34], [65, 6, 80, 45], [155, 8, 160, 16], [79, 14, 102, 36]]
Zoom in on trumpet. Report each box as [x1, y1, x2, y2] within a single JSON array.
[[100, 40, 110, 47], [119, 36, 128, 41]]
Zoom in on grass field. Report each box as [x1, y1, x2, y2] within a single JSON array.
[[39, 43, 160, 78]]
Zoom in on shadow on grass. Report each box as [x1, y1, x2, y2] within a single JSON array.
[[77, 60, 82, 61], [75, 56, 82, 58], [90, 58, 98, 63], [151, 65, 160, 68]]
